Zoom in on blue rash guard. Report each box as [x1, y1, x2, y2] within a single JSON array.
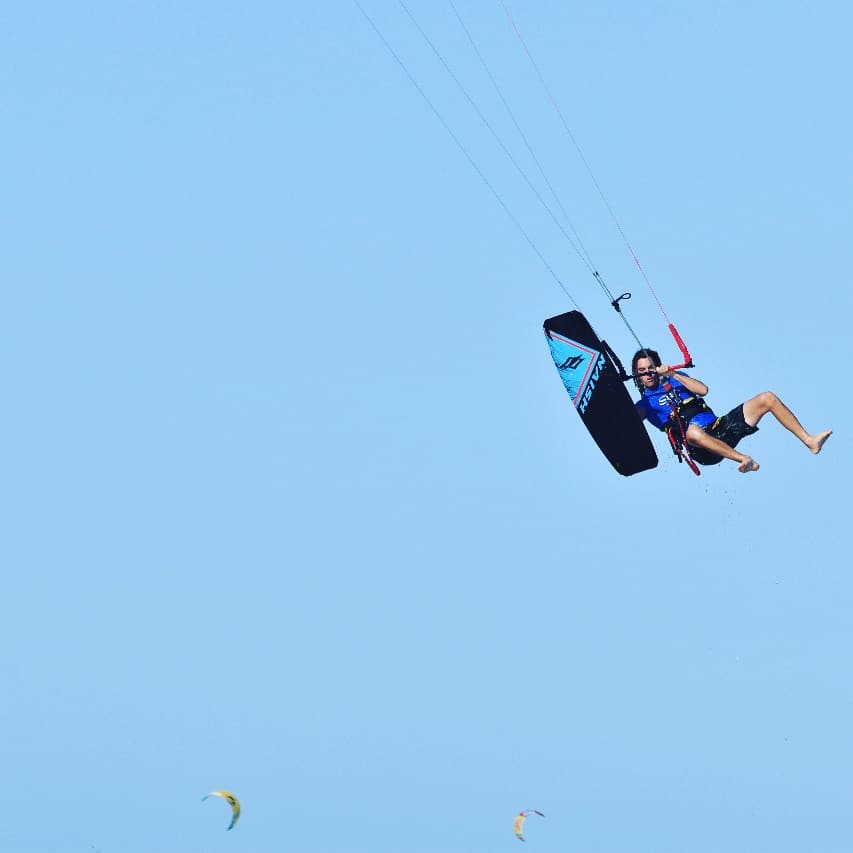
[[635, 376, 717, 431]]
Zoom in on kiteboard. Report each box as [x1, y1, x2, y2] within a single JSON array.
[[544, 310, 658, 476]]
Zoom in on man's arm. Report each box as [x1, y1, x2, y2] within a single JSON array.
[[659, 367, 708, 397]]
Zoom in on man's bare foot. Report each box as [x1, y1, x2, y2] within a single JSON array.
[[805, 430, 832, 454], [738, 457, 760, 473]]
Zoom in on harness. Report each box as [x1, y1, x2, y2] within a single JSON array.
[[670, 395, 712, 427]]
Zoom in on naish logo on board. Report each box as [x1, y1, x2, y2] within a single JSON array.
[[558, 354, 585, 370], [578, 353, 607, 414]]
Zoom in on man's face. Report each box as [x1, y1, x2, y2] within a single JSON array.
[[636, 356, 659, 389]]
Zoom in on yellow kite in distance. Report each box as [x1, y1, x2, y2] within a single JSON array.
[[202, 790, 241, 831], [513, 809, 544, 841]]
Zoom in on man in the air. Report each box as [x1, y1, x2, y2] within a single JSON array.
[[632, 348, 832, 473]]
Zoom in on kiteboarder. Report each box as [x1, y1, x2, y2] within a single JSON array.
[[632, 349, 832, 473]]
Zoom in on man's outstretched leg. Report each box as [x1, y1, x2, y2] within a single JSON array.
[[742, 391, 832, 454]]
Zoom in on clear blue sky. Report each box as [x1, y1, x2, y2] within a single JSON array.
[[1, 3, 850, 852]]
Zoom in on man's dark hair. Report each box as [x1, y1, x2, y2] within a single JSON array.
[[631, 348, 661, 392]]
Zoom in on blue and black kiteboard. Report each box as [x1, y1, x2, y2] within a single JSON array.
[[544, 310, 658, 476]]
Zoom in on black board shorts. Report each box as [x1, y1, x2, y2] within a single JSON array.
[[688, 403, 759, 466]]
